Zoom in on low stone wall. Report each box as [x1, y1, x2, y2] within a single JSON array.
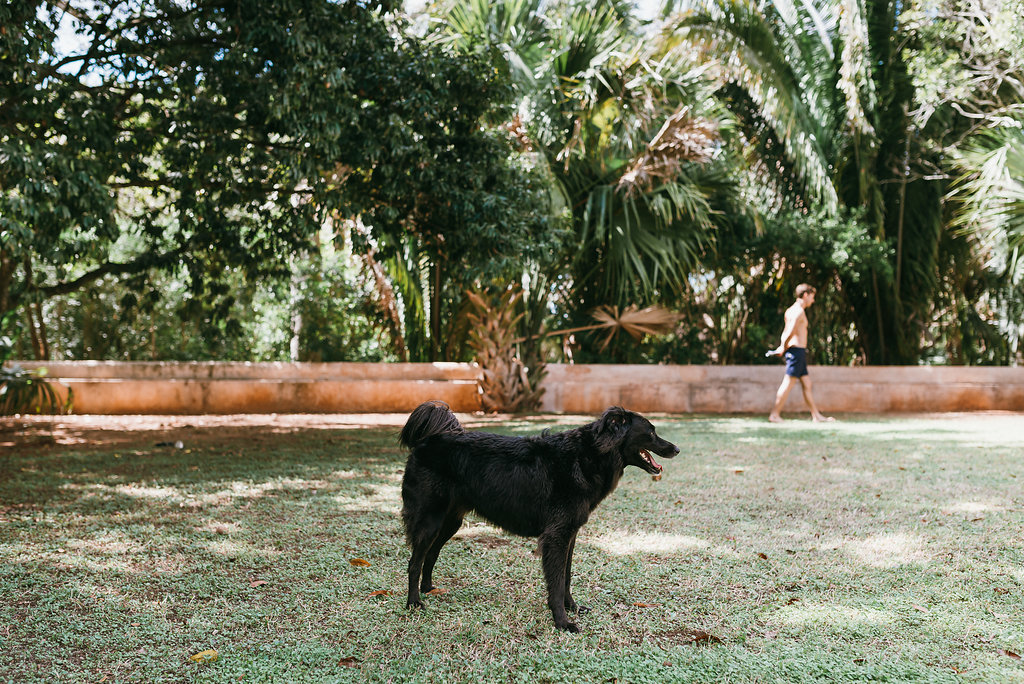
[[16, 361, 480, 415], [13, 361, 1024, 415], [540, 364, 1024, 414]]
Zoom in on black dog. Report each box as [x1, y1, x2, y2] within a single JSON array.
[[399, 400, 679, 632]]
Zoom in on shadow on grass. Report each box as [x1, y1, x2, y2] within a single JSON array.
[[2, 414, 1022, 681]]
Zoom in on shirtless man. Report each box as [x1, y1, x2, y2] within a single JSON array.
[[767, 284, 833, 423]]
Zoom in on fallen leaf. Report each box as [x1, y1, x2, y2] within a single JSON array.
[[427, 588, 448, 595], [912, 605, 929, 613], [349, 558, 371, 567], [339, 656, 360, 668], [249, 580, 268, 588], [632, 602, 658, 608], [756, 552, 769, 560], [998, 650, 1021, 660], [663, 627, 721, 645], [994, 587, 1010, 595], [786, 596, 800, 605], [190, 649, 218, 664], [733, 468, 744, 474], [651, 474, 662, 481], [367, 590, 391, 598], [130, 622, 140, 627]]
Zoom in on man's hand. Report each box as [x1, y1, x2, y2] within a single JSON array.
[[765, 347, 783, 357]]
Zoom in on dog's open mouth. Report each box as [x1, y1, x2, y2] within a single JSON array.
[[640, 449, 662, 473]]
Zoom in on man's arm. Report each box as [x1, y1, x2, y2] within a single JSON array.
[[773, 308, 800, 354]]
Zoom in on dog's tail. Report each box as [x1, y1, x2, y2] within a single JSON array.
[[399, 400, 464, 449]]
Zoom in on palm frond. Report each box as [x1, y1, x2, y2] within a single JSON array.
[[0, 364, 72, 415], [952, 123, 1024, 258], [673, 0, 840, 209], [590, 304, 680, 350], [617, 106, 720, 197]]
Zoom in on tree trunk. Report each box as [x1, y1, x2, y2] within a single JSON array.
[[290, 266, 302, 362], [430, 259, 442, 362]]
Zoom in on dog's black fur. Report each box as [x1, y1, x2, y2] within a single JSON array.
[[399, 400, 679, 632]]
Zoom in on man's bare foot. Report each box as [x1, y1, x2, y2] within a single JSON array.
[[812, 415, 835, 423], [768, 414, 784, 423]]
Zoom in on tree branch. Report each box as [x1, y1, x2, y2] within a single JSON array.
[[36, 250, 183, 298]]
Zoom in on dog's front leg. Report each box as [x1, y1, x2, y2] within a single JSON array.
[[563, 531, 589, 614], [540, 527, 578, 632]]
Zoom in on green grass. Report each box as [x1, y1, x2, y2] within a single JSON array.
[[2, 414, 1023, 683]]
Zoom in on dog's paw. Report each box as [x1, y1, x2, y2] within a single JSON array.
[[564, 597, 590, 614], [406, 598, 424, 610], [555, 621, 580, 633]]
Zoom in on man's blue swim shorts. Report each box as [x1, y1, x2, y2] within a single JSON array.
[[784, 347, 808, 377]]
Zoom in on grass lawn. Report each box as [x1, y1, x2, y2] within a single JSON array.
[[2, 412, 1023, 683]]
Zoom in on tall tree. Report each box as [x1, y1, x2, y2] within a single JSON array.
[[672, 0, 948, 363], [1, 0, 556, 361], [431, 0, 745, 335]]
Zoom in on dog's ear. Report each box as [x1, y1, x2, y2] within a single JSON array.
[[594, 406, 632, 452]]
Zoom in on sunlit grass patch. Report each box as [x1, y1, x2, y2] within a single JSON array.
[[1, 413, 1023, 682]]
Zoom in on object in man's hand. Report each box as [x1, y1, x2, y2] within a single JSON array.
[[765, 349, 781, 357]]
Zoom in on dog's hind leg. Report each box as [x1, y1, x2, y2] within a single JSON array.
[[406, 506, 449, 610], [540, 526, 579, 632], [420, 510, 464, 593]]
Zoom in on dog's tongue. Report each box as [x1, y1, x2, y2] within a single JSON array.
[[642, 449, 662, 472]]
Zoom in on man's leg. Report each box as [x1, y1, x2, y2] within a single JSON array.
[[797, 375, 834, 422], [768, 375, 798, 422]]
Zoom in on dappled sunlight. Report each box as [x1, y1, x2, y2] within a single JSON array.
[[838, 533, 931, 568], [457, 523, 505, 539], [114, 484, 184, 500], [67, 533, 146, 557], [198, 520, 243, 535], [4, 534, 153, 574], [776, 603, 893, 630], [61, 478, 333, 507], [590, 531, 725, 557], [812, 416, 1024, 449], [942, 500, 1005, 515], [198, 478, 330, 505], [334, 482, 402, 514], [203, 538, 282, 560]]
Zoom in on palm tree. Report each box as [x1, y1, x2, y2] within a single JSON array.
[[430, 0, 742, 324], [669, 0, 947, 363], [950, 123, 1024, 362]]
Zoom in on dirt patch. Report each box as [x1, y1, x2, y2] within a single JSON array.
[[1, 414, 408, 453], [0, 412, 588, 453]]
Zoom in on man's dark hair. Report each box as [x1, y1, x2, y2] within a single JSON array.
[[795, 283, 816, 298]]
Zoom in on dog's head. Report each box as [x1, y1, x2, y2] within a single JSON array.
[[595, 407, 679, 475]]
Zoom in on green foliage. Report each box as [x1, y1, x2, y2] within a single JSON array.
[[6, 234, 392, 363], [1, 0, 560, 363], [432, 0, 744, 319], [3, 0, 1023, 365], [673, 0, 950, 363], [0, 363, 70, 415]]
